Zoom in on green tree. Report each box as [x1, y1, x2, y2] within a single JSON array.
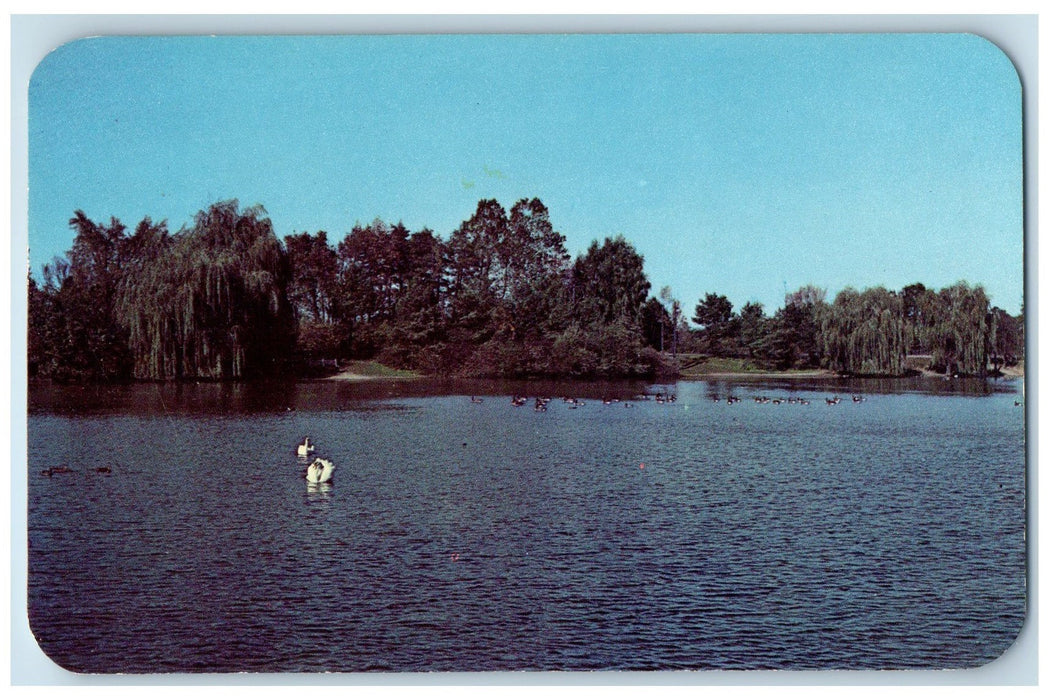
[[692, 293, 737, 356], [39, 212, 136, 381], [920, 281, 992, 376], [988, 306, 1022, 372], [570, 235, 650, 329], [445, 199, 509, 346], [764, 285, 826, 369], [114, 200, 295, 379], [285, 231, 338, 324], [334, 219, 412, 356], [381, 228, 450, 369], [659, 286, 683, 355], [738, 301, 768, 359], [641, 296, 672, 350], [820, 286, 912, 376], [501, 198, 570, 341]]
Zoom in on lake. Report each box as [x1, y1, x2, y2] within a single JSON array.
[[26, 376, 1026, 673]]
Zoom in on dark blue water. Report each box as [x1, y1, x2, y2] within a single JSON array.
[[26, 378, 1026, 673]]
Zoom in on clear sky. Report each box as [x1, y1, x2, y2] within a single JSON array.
[[27, 33, 1023, 315]]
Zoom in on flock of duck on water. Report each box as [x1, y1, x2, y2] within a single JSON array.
[[469, 392, 867, 411], [473, 392, 680, 411]]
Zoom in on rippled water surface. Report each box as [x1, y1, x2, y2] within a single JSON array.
[[27, 378, 1026, 673]]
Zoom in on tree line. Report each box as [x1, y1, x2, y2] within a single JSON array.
[[29, 198, 665, 382], [28, 197, 1022, 383], [688, 282, 1023, 376]]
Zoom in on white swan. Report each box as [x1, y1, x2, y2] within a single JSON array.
[[306, 457, 336, 484], [297, 437, 315, 456]]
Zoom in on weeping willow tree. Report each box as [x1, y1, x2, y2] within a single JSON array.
[[920, 281, 993, 376], [820, 287, 912, 376], [115, 200, 295, 379]]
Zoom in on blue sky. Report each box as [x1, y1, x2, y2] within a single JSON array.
[[28, 33, 1023, 315]]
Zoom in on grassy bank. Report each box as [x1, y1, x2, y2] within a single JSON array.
[[676, 355, 833, 379], [325, 354, 1023, 382], [326, 360, 422, 380]]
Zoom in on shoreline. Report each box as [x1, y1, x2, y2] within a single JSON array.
[[322, 365, 1025, 382]]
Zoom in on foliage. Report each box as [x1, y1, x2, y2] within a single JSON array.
[[29, 196, 1020, 383], [285, 231, 338, 324], [27, 214, 136, 381], [920, 282, 993, 376], [114, 200, 296, 379], [821, 287, 912, 375], [762, 287, 826, 370], [692, 293, 738, 355], [738, 302, 768, 359], [570, 235, 650, 330]]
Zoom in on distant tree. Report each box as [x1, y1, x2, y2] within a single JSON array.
[[501, 198, 571, 341], [900, 282, 938, 354], [641, 296, 672, 350], [764, 285, 826, 369], [27, 274, 60, 378], [692, 293, 737, 356], [285, 231, 338, 325], [570, 235, 651, 329], [738, 301, 768, 359], [820, 286, 912, 375], [988, 306, 1022, 372], [445, 199, 510, 346], [920, 281, 992, 376], [39, 212, 136, 381], [659, 286, 683, 355], [334, 219, 412, 356], [114, 200, 295, 379], [381, 228, 450, 368]]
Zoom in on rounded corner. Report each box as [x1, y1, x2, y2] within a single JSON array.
[[969, 605, 1031, 673], [958, 32, 1023, 96], [24, 610, 87, 676], [28, 35, 108, 96]]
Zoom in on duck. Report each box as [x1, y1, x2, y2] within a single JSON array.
[[306, 457, 336, 484], [297, 437, 315, 457], [470, 396, 484, 404]]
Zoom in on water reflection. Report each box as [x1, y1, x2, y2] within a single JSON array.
[[306, 481, 333, 499]]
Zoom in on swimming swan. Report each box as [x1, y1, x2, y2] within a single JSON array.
[[306, 458, 336, 484], [297, 437, 315, 456]]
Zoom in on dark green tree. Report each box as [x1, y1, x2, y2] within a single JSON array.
[[692, 293, 737, 356], [820, 286, 912, 376], [920, 281, 992, 376], [114, 200, 295, 379], [285, 231, 338, 324], [39, 212, 136, 381], [764, 285, 826, 369], [641, 296, 672, 350], [988, 306, 1022, 372], [570, 235, 650, 329], [445, 200, 510, 346], [738, 301, 768, 359]]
